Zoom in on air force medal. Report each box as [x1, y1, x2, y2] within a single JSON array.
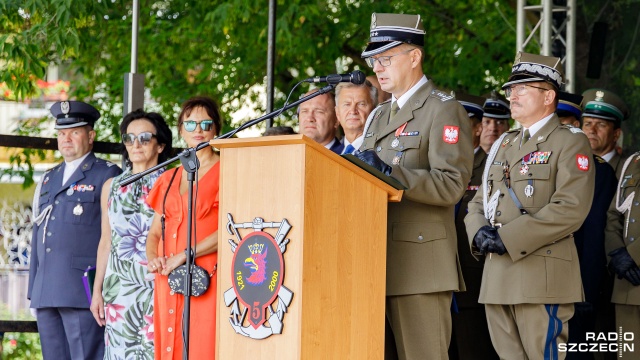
[[73, 204, 84, 216]]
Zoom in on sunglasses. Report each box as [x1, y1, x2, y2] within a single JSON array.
[[122, 132, 156, 146], [183, 120, 214, 132]]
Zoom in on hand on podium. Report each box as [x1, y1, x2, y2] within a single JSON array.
[[355, 150, 392, 176]]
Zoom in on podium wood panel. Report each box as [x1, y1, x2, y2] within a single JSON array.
[[214, 136, 391, 359]]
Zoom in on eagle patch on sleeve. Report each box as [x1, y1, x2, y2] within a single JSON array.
[[576, 154, 590, 171], [443, 126, 459, 144]]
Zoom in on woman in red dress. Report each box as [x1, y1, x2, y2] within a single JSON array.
[[146, 96, 221, 359]]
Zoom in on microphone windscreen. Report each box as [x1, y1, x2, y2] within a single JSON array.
[[351, 70, 366, 85]]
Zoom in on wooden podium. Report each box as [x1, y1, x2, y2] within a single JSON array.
[[211, 135, 402, 360]]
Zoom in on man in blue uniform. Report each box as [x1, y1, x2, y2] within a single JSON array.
[[28, 100, 122, 359]]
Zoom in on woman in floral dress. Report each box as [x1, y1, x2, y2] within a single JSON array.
[[90, 110, 173, 360]]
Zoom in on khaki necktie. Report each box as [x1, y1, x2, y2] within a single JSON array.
[[521, 129, 530, 147], [389, 101, 399, 124]]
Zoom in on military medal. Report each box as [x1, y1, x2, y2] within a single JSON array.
[[67, 186, 74, 196], [73, 204, 83, 215], [524, 184, 534, 197], [392, 151, 403, 165], [519, 164, 529, 175], [391, 123, 408, 149], [501, 138, 510, 147], [391, 138, 400, 148]]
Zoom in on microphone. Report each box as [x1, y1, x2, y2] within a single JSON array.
[[304, 70, 366, 85]]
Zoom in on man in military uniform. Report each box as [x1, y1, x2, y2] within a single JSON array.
[[465, 52, 595, 359], [557, 92, 618, 360], [355, 13, 473, 360], [28, 101, 122, 359], [581, 89, 629, 177], [450, 94, 498, 360], [479, 91, 511, 154], [604, 102, 640, 359]]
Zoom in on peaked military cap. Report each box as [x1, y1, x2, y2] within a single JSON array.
[[361, 13, 425, 58], [556, 91, 583, 119], [502, 51, 564, 90], [455, 93, 485, 120], [581, 89, 629, 127], [50, 101, 101, 130], [483, 91, 510, 119]]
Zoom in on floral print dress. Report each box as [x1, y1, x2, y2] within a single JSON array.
[[102, 168, 164, 360]]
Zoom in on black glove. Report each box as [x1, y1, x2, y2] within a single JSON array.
[[608, 247, 640, 286], [355, 150, 392, 176], [472, 225, 497, 255], [486, 232, 507, 255]]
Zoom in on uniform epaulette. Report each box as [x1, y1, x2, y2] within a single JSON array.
[[431, 90, 455, 102], [95, 157, 118, 167], [506, 128, 520, 134], [594, 155, 607, 164], [379, 99, 392, 106], [560, 124, 584, 134], [46, 163, 63, 174]]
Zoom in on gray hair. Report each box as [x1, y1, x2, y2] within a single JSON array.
[[335, 80, 378, 108]]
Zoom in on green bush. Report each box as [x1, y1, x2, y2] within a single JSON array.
[[1, 332, 42, 360]]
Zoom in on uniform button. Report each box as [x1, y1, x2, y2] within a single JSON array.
[[528, 173, 533, 177], [170, 291, 175, 296], [376, 146, 382, 152], [631, 219, 636, 223], [520, 251, 527, 255], [170, 253, 174, 257], [496, 211, 501, 216], [46, 248, 51, 253], [630, 237, 635, 242], [635, 202, 640, 206], [167, 347, 171, 352], [169, 309, 174, 314], [55, 200, 59, 205], [546, 250, 551, 254], [168, 327, 173, 332], [173, 234, 177, 239], [418, 235, 424, 241], [47, 232, 52, 236], [51, 216, 55, 220]]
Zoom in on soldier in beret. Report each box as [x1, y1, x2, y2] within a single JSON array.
[[450, 93, 498, 360], [581, 89, 630, 178], [465, 52, 595, 359], [28, 100, 122, 359], [356, 12, 473, 360], [479, 91, 511, 154]]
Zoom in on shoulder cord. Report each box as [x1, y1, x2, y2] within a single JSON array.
[[482, 132, 509, 222], [615, 152, 638, 238]]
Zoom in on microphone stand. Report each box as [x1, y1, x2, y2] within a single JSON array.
[[118, 82, 335, 360]]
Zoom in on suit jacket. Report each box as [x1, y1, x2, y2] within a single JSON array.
[[573, 155, 616, 305], [28, 152, 122, 308], [465, 117, 595, 304], [605, 151, 640, 305], [455, 150, 487, 307], [361, 80, 473, 296], [327, 137, 344, 154]]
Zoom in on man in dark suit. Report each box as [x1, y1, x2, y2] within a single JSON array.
[[298, 90, 344, 154], [28, 101, 122, 359], [356, 13, 473, 359]]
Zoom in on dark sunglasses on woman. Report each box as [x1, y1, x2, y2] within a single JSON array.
[[183, 120, 214, 132], [122, 132, 156, 146]]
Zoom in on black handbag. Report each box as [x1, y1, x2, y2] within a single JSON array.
[[162, 168, 211, 297]]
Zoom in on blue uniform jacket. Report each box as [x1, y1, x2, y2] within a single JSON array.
[[28, 152, 122, 308]]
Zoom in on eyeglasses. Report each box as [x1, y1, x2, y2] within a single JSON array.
[[505, 84, 551, 98], [365, 49, 413, 68], [183, 120, 214, 132], [122, 132, 156, 146]]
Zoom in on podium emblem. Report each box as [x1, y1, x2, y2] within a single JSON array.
[[224, 214, 294, 339]]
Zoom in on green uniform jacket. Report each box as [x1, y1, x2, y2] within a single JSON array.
[[465, 116, 595, 304], [360, 80, 473, 296], [605, 151, 640, 305]]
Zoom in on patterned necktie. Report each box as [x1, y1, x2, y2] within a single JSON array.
[[522, 129, 530, 146], [343, 144, 355, 155], [389, 101, 399, 124]]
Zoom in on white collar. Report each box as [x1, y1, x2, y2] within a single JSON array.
[[391, 75, 428, 110], [63, 152, 91, 185], [601, 149, 617, 162], [521, 113, 554, 138]]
